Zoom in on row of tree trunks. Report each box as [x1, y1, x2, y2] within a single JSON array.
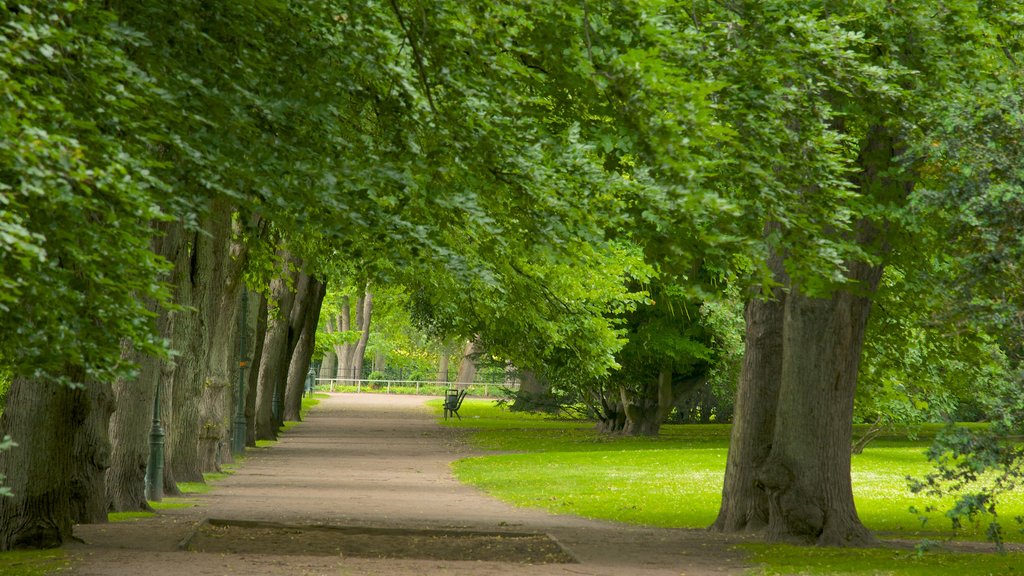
[[0, 204, 333, 550]]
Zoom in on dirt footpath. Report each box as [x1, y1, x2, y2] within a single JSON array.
[[66, 393, 754, 575]]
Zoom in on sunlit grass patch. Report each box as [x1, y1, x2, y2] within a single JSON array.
[[150, 498, 196, 510], [445, 400, 1024, 544], [744, 542, 1024, 575], [0, 549, 67, 576], [109, 510, 156, 522]]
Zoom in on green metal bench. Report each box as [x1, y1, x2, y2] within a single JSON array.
[[443, 389, 468, 420]]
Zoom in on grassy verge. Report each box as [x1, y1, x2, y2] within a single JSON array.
[[441, 399, 1024, 573], [0, 550, 68, 576], [744, 543, 1024, 575]]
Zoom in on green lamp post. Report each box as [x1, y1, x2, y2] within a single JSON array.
[[232, 290, 248, 456], [144, 380, 165, 502]]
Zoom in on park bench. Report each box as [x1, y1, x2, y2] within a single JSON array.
[[443, 388, 468, 420]]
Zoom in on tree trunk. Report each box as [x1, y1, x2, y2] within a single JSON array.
[[620, 364, 676, 436], [455, 340, 478, 385], [759, 274, 881, 546], [197, 204, 242, 473], [713, 126, 909, 546], [255, 253, 299, 440], [712, 250, 787, 533], [510, 369, 552, 412], [437, 352, 450, 384], [107, 221, 183, 512], [319, 351, 337, 382], [594, 392, 626, 433], [245, 292, 268, 447], [108, 343, 160, 512], [284, 278, 327, 422], [350, 289, 373, 381], [0, 374, 80, 549], [372, 351, 386, 374], [70, 380, 115, 525], [335, 296, 352, 382], [274, 271, 313, 428], [160, 226, 211, 494]]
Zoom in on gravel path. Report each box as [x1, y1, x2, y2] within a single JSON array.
[[66, 393, 754, 575]]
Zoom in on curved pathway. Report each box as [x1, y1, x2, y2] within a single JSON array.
[[66, 393, 752, 575]]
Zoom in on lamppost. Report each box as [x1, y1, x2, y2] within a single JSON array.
[[232, 290, 248, 456], [305, 365, 317, 397], [144, 379, 165, 502]]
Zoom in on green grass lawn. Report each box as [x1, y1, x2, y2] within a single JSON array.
[[440, 399, 1024, 574]]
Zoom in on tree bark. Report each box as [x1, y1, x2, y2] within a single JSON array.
[[372, 351, 386, 374], [712, 248, 787, 533], [284, 277, 327, 422], [274, 270, 313, 428], [197, 204, 243, 473], [350, 289, 373, 381], [334, 296, 352, 382], [510, 369, 552, 412], [760, 269, 882, 546], [70, 379, 115, 525], [0, 373, 82, 549], [455, 340, 478, 385], [161, 225, 211, 494], [620, 364, 678, 436], [319, 351, 337, 382], [437, 352, 450, 384], [713, 126, 909, 546], [107, 221, 183, 512], [245, 292, 268, 447], [255, 252, 300, 440]]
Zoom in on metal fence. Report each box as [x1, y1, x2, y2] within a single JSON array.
[[314, 378, 519, 398]]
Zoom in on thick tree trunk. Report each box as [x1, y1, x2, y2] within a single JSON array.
[[760, 274, 881, 546], [108, 343, 160, 513], [714, 127, 908, 545], [107, 221, 183, 512], [0, 374, 81, 549], [197, 204, 242, 473], [160, 226, 210, 494], [335, 296, 352, 382], [255, 253, 299, 440], [69, 379, 115, 525], [167, 224, 214, 487], [372, 351, 386, 374], [284, 278, 327, 422], [712, 252, 787, 533], [245, 292, 268, 447]]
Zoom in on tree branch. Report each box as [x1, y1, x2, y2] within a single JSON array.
[[387, 0, 439, 115]]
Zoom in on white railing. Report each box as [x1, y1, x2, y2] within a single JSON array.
[[315, 378, 519, 398]]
